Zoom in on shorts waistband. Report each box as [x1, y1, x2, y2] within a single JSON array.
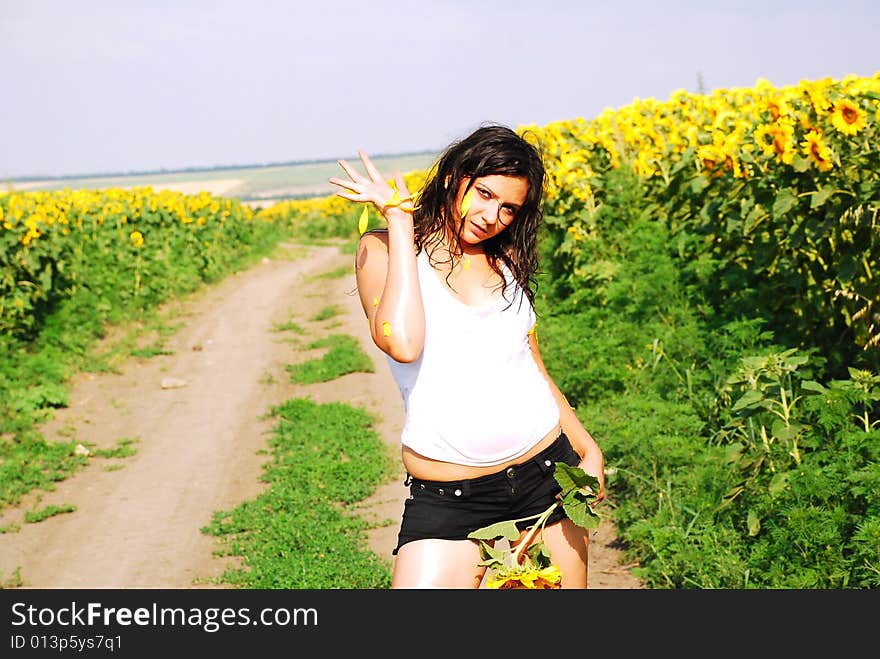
[[404, 430, 571, 497]]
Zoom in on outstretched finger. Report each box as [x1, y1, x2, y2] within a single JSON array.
[[328, 176, 360, 194], [333, 190, 361, 202], [393, 171, 410, 196], [337, 159, 365, 183], [359, 150, 384, 182]]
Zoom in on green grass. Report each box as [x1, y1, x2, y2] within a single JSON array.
[[0, 432, 88, 508], [24, 503, 77, 523], [287, 335, 374, 384], [0, 568, 23, 588], [271, 320, 306, 334], [201, 397, 396, 588], [308, 265, 352, 281], [90, 437, 139, 459], [310, 305, 343, 322]]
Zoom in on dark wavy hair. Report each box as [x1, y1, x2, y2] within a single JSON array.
[[413, 123, 546, 308]]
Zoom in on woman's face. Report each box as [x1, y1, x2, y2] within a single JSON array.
[[453, 174, 529, 246]]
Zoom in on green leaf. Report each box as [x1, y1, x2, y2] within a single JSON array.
[[723, 442, 745, 464], [554, 462, 600, 497], [690, 175, 709, 195], [810, 187, 835, 209], [771, 421, 804, 443], [768, 471, 790, 496], [772, 189, 797, 220], [562, 491, 601, 529], [743, 204, 767, 235], [526, 542, 553, 568], [747, 510, 761, 536], [716, 484, 745, 511], [670, 147, 695, 176], [554, 462, 601, 530], [467, 519, 521, 541], [791, 155, 811, 173], [733, 389, 764, 411], [475, 541, 506, 568], [801, 380, 827, 394]]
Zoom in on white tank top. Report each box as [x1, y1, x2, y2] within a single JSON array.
[[385, 249, 560, 466]]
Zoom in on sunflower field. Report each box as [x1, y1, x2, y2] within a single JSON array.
[[2, 71, 878, 587], [263, 71, 880, 587], [0, 186, 297, 504], [518, 72, 880, 588]]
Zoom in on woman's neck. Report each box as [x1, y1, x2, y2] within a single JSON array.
[[426, 230, 486, 260]]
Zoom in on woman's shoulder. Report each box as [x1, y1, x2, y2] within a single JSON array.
[[359, 228, 389, 248], [355, 229, 389, 275]]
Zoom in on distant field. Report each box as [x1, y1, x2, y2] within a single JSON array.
[[4, 152, 438, 206]]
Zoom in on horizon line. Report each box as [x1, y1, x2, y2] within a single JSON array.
[[3, 148, 439, 184]]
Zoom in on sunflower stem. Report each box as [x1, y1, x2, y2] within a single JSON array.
[[511, 501, 559, 564]]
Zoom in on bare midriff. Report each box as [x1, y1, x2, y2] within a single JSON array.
[[401, 423, 566, 481]]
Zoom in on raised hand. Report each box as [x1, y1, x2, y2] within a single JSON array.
[[328, 150, 414, 217]]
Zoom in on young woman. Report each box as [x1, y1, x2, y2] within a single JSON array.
[[329, 124, 605, 588]]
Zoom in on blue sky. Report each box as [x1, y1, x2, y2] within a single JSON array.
[[2, 0, 878, 178]]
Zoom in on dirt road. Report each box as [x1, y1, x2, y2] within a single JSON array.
[[0, 243, 643, 589]]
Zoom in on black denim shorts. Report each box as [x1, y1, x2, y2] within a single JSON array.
[[393, 431, 582, 555]]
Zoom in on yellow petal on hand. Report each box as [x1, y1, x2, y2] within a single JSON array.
[[460, 189, 473, 219], [382, 321, 392, 336], [372, 297, 379, 307], [384, 188, 401, 209], [395, 189, 419, 213], [358, 205, 369, 235]]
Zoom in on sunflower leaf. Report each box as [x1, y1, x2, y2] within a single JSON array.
[[554, 462, 601, 530], [467, 519, 521, 542]]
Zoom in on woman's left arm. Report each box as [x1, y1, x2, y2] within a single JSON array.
[[528, 330, 606, 503]]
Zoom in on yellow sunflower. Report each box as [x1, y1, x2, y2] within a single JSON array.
[[801, 79, 833, 117], [754, 120, 796, 164], [129, 230, 145, 248], [765, 97, 790, 121], [830, 99, 867, 136], [486, 564, 563, 590], [801, 129, 834, 172]]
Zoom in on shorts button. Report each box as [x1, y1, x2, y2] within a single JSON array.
[[545, 460, 552, 467], [506, 467, 515, 478], [420, 484, 425, 490], [438, 488, 445, 495], [454, 489, 462, 496]]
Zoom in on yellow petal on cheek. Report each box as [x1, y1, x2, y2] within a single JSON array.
[[463, 257, 471, 271], [358, 206, 369, 235], [382, 321, 392, 336], [460, 189, 473, 219]]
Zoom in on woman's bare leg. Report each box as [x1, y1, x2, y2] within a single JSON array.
[[392, 539, 487, 589], [537, 518, 590, 589]]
